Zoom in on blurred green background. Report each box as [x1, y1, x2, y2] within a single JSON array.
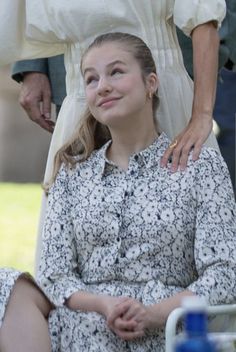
[[0, 183, 41, 274]]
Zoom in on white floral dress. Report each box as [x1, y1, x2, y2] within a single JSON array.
[[1, 133, 236, 352]]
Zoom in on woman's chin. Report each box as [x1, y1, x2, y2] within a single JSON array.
[[97, 112, 126, 127]]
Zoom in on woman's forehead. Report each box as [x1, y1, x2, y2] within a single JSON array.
[[82, 43, 134, 69]]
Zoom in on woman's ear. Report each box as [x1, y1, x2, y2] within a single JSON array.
[[146, 73, 159, 95]]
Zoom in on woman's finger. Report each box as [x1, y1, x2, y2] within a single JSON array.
[[112, 317, 137, 331], [114, 327, 144, 341]]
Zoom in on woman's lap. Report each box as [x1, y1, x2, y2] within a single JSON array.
[[48, 306, 165, 352], [0, 269, 165, 351], [49, 307, 129, 352]]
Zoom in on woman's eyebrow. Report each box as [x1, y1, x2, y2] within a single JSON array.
[[83, 60, 127, 76], [107, 60, 127, 68]]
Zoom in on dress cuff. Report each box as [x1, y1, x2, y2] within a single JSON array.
[[39, 276, 87, 307]]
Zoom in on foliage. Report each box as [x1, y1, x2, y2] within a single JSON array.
[[0, 183, 42, 274]]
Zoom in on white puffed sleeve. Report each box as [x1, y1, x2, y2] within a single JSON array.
[[174, 0, 226, 36], [0, 1, 65, 65]]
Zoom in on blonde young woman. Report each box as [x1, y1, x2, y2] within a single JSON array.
[[0, 32, 236, 352]]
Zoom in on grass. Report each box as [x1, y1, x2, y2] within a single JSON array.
[[0, 183, 42, 274]]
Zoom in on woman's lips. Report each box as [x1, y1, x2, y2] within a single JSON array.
[[98, 97, 121, 107]]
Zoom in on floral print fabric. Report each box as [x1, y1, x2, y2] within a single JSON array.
[[0, 133, 235, 351]]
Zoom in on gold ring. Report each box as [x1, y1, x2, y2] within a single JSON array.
[[169, 139, 178, 149]]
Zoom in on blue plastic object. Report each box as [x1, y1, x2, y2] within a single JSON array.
[[175, 297, 217, 352]]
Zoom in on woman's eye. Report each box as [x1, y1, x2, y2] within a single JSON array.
[[86, 76, 97, 85], [111, 68, 123, 76]]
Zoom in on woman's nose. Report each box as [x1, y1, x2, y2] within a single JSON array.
[[97, 77, 112, 95]]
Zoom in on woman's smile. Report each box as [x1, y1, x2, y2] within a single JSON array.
[[98, 96, 122, 108]]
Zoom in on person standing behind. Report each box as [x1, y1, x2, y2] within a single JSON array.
[[177, 0, 236, 195]]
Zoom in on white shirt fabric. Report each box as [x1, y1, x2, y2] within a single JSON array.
[[0, 0, 226, 183]]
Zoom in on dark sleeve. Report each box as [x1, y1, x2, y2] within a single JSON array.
[[11, 58, 48, 83]]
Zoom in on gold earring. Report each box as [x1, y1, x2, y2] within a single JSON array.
[[148, 92, 152, 99]]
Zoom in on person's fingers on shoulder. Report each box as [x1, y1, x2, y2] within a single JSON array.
[[180, 130, 204, 165], [179, 152, 189, 172], [191, 140, 202, 161], [169, 147, 181, 173], [174, 131, 204, 170], [170, 128, 198, 171], [178, 141, 195, 171], [160, 147, 172, 168], [161, 132, 183, 168]]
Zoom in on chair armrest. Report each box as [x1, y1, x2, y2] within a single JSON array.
[[165, 304, 236, 352]]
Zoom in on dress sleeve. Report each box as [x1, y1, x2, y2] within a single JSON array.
[[0, 1, 65, 65], [37, 164, 87, 307], [187, 149, 236, 304], [174, 0, 226, 36]]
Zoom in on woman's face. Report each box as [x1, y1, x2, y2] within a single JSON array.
[[82, 42, 154, 128]]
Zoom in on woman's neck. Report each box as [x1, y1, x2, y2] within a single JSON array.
[[106, 125, 158, 171]]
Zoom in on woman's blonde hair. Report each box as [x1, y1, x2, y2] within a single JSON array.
[[45, 32, 159, 190]]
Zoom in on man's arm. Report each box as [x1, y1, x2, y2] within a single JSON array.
[[12, 59, 54, 133]]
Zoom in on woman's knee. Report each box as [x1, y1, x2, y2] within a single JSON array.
[[10, 276, 53, 318]]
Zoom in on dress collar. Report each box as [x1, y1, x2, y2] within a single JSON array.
[[91, 132, 170, 178]]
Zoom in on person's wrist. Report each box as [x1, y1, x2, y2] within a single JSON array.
[[22, 71, 47, 81], [146, 303, 166, 330], [22, 71, 36, 80], [190, 111, 213, 124], [192, 108, 213, 116], [95, 295, 108, 316]]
